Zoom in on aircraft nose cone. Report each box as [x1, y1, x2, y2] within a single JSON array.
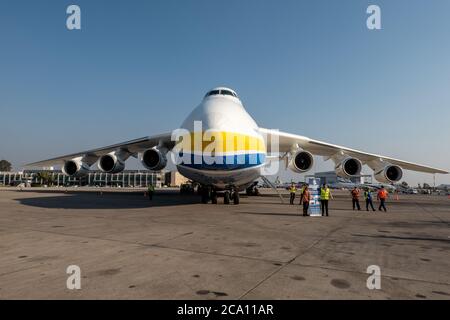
[[203, 111, 231, 131]]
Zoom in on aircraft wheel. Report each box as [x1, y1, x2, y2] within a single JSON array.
[[211, 191, 218, 204], [233, 191, 240, 205], [201, 187, 210, 204], [224, 191, 230, 204]]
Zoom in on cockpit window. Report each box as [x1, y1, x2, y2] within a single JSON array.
[[206, 90, 220, 97], [205, 89, 238, 98], [220, 90, 235, 97]]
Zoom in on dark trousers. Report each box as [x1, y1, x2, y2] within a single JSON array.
[[379, 199, 387, 211], [148, 192, 153, 200], [303, 202, 309, 216], [352, 199, 361, 210], [321, 200, 329, 216], [366, 199, 375, 211], [290, 193, 295, 205]]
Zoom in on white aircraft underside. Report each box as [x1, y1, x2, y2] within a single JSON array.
[[26, 87, 448, 192]]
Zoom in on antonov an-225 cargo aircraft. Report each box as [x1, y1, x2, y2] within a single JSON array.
[[27, 87, 448, 204]]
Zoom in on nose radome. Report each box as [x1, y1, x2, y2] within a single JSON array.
[[203, 111, 233, 131], [180, 94, 259, 135]]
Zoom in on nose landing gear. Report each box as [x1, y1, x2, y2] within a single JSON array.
[[232, 189, 240, 205], [224, 190, 230, 204], [199, 186, 240, 205], [224, 187, 239, 204], [211, 190, 218, 204]]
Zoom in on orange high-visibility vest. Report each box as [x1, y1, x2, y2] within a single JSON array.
[[378, 189, 388, 199]]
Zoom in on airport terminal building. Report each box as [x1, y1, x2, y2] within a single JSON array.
[[0, 170, 167, 188]]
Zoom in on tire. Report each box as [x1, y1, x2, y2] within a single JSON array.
[[224, 191, 230, 204], [233, 191, 240, 205], [201, 188, 210, 204], [211, 191, 218, 204]]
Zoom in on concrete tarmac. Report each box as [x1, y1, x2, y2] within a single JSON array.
[[0, 187, 449, 299]]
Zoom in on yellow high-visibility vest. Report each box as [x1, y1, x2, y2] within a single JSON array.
[[289, 186, 297, 193], [321, 187, 330, 200]]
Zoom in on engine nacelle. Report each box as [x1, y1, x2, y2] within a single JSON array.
[[140, 147, 167, 171], [62, 159, 90, 177], [98, 152, 126, 174], [288, 150, 314, 173], [334, 157, 362, 178], [374, 165, 403, 183]]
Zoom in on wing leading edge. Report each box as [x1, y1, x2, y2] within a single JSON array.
[[258, 128, 448, 175], [25, 133, 174, 168]]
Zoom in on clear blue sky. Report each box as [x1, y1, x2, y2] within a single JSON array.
[[1, 0, 449, 186]]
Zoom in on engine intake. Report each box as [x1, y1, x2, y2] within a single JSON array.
[[374, 165, 403, 183], [98, 153, 126, 173], [62, 159, 90, 177], [288, 151, 314, 173], [141, 148, 167, 171], [335, 157, 362, 178]]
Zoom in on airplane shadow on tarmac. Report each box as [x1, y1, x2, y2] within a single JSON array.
[[238, 211, 304, 217], [15, 191, 200, 209]]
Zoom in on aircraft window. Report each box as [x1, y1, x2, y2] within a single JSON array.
[[205, 89, 238, 98], [220, 90, 235, 97], [206, 90, 220, 97]]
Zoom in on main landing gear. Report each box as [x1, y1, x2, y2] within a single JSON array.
[[200, 186, 240, 205], [245, 181, 260, 196]]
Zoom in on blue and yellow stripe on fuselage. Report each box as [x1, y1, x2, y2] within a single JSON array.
[[174, 131, 267, 171]]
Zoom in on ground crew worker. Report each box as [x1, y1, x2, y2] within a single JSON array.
[[320, 184, 333, 216], [298, 183, 307, 205], [364, 188, 376, 211], [147, 184, 155, 200], [289, 183, 297, 205], [300, 183, 311, 216], [351, 186, 361, 211], [377, 186, 388, 212]]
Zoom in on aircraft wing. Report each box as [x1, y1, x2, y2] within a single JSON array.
[[25, 133, 174, 168], [258, 128, 448, 174]]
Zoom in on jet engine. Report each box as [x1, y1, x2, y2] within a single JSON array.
[[334, 157, 362, 178], [62, 158, 90, 177], [374, 165, 403, 183], [140, 147, 168, 171], [98, 152, 126, 174], [288, 150, 314, 173]]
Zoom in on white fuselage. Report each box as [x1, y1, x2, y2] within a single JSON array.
[[176, 94, 266, 190]]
